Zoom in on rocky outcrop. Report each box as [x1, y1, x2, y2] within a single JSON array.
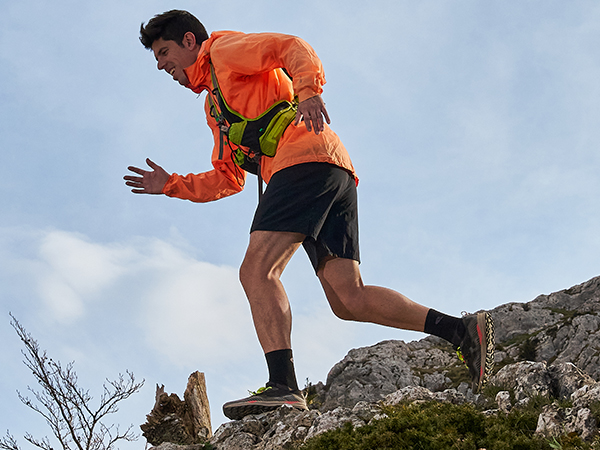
[[317, 337, 457, 410], [147, 275, 600, 449], [492, 276, 600, 377], [196, 361, 600, 449], [490, 360, 598, 439], [313, 275, 600, 412]]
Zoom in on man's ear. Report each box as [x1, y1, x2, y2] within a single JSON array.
[[182, 31, 197, 49]]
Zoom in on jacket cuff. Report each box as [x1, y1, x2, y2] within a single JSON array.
[[161, 173, 179, 196]]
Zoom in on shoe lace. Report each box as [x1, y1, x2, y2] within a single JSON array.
[[455, 347, 468, 367], [248, 386, 272, 396]]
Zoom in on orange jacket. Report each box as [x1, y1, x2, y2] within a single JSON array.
[[162, 30, 356, 203]]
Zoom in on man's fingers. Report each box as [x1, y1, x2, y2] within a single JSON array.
[[124, 179, 142, 187], [322, 106, 331, 124], [296, 95, 330, 135], [125, 159, 169, 195], [127, 166, 146, 175], [146, 158, 160, 170], [123, 176, 145, 191], [313, 112, 323, 129], [306, 111, 322, 135], [304, 115, 312, 132]]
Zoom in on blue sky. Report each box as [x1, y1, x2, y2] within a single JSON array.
[[1, 0, 600, 446]]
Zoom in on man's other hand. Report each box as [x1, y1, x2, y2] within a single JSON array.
[[295, 95, 330, 135], [124, 158, 170, 194]]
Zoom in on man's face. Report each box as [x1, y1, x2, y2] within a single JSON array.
[[152, 37, 198, 86]]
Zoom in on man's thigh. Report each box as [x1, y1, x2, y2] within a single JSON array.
[[242, 230, 305, 277]]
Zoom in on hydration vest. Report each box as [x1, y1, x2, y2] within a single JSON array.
[[208, 61, 298, 177]]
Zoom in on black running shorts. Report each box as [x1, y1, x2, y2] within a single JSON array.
[[250, 162, 360, 273]]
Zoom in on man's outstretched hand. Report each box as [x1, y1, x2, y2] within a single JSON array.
[[124, 158, 170, 195], [295, 95, 330, 135]]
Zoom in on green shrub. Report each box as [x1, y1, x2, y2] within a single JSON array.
[[293, 401, 600, 450]]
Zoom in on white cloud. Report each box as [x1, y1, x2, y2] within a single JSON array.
[[37, 276, 84, 322], [0, 228, 255, 365], [137, 245, 258, 367], [36, 231, 132, 320]]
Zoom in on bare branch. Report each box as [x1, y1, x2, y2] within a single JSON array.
[[6, 314, 144, 450], [0, 432, 21, 450], [23, 433, 54, 450]]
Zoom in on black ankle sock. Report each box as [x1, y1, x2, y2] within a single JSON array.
[[265, 349, 299, 391], [424, 309, 465, 347]]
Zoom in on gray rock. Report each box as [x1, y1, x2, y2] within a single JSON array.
[[549, 362, 595, 400], [491, 302, 562, 344], [383, 385, 471, 407], [320, 337, 458, 410], [257, 406, 319, 450], [209, 406, 320, 450], [151, 444, 205, 450], [304, 406, 365, 441], [351, 401, 387, 423], [572, 383, 600, 409], [147, 275, 600, 449], [491, 361, 552, 401], [495, 391, 511, 413], [535, 403, 598, 442], [535, 403, 564, 439], [384, 385, 437, 406], [490, 361, 596, 405], [320, 340, 422, 410], [569, 408, 597, 441]]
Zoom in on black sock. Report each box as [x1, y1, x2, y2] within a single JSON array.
[[265, 349, 299, 391], [424, 309, 465, 347]]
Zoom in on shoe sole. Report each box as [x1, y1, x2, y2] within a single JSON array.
[[223, 397, 307, 421], [476, 312, 495, 392]]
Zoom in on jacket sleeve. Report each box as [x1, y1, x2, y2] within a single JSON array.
[[161, 98, 246, 203], [210, 32, 327, 102]]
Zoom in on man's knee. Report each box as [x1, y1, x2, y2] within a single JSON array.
[[329, 304, 357, 321], [323, 287, 365, 321], [239, 260, 251, 290], [239, 250, 282, 291], [319, 261, 365, 320], [239, 255, 264, 290]]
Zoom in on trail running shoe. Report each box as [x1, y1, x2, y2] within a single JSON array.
[[455, 312, 495, 393], [222, 382, 308, 420]]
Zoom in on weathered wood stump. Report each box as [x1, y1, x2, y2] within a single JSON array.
[[184, 372, 212, 441], [141, 371, 212, 446]]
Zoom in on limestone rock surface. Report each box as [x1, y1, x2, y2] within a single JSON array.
[[145, 275, 600, 449]]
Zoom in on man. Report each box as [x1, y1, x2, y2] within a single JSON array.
[[124, 10, 495, 421]]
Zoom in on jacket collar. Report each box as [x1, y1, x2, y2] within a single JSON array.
[[183, 30, 242, 93]]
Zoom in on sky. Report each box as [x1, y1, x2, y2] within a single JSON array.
[[1, 0, 600, 446]]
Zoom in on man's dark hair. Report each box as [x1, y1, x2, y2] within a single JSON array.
[[140, 10, 208, 49]]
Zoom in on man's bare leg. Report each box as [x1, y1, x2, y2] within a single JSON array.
[[318, 257, 495, 393], [318, 257, 429, 331], [222, 230, 309, 420], [239, 230, 305, 354]]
